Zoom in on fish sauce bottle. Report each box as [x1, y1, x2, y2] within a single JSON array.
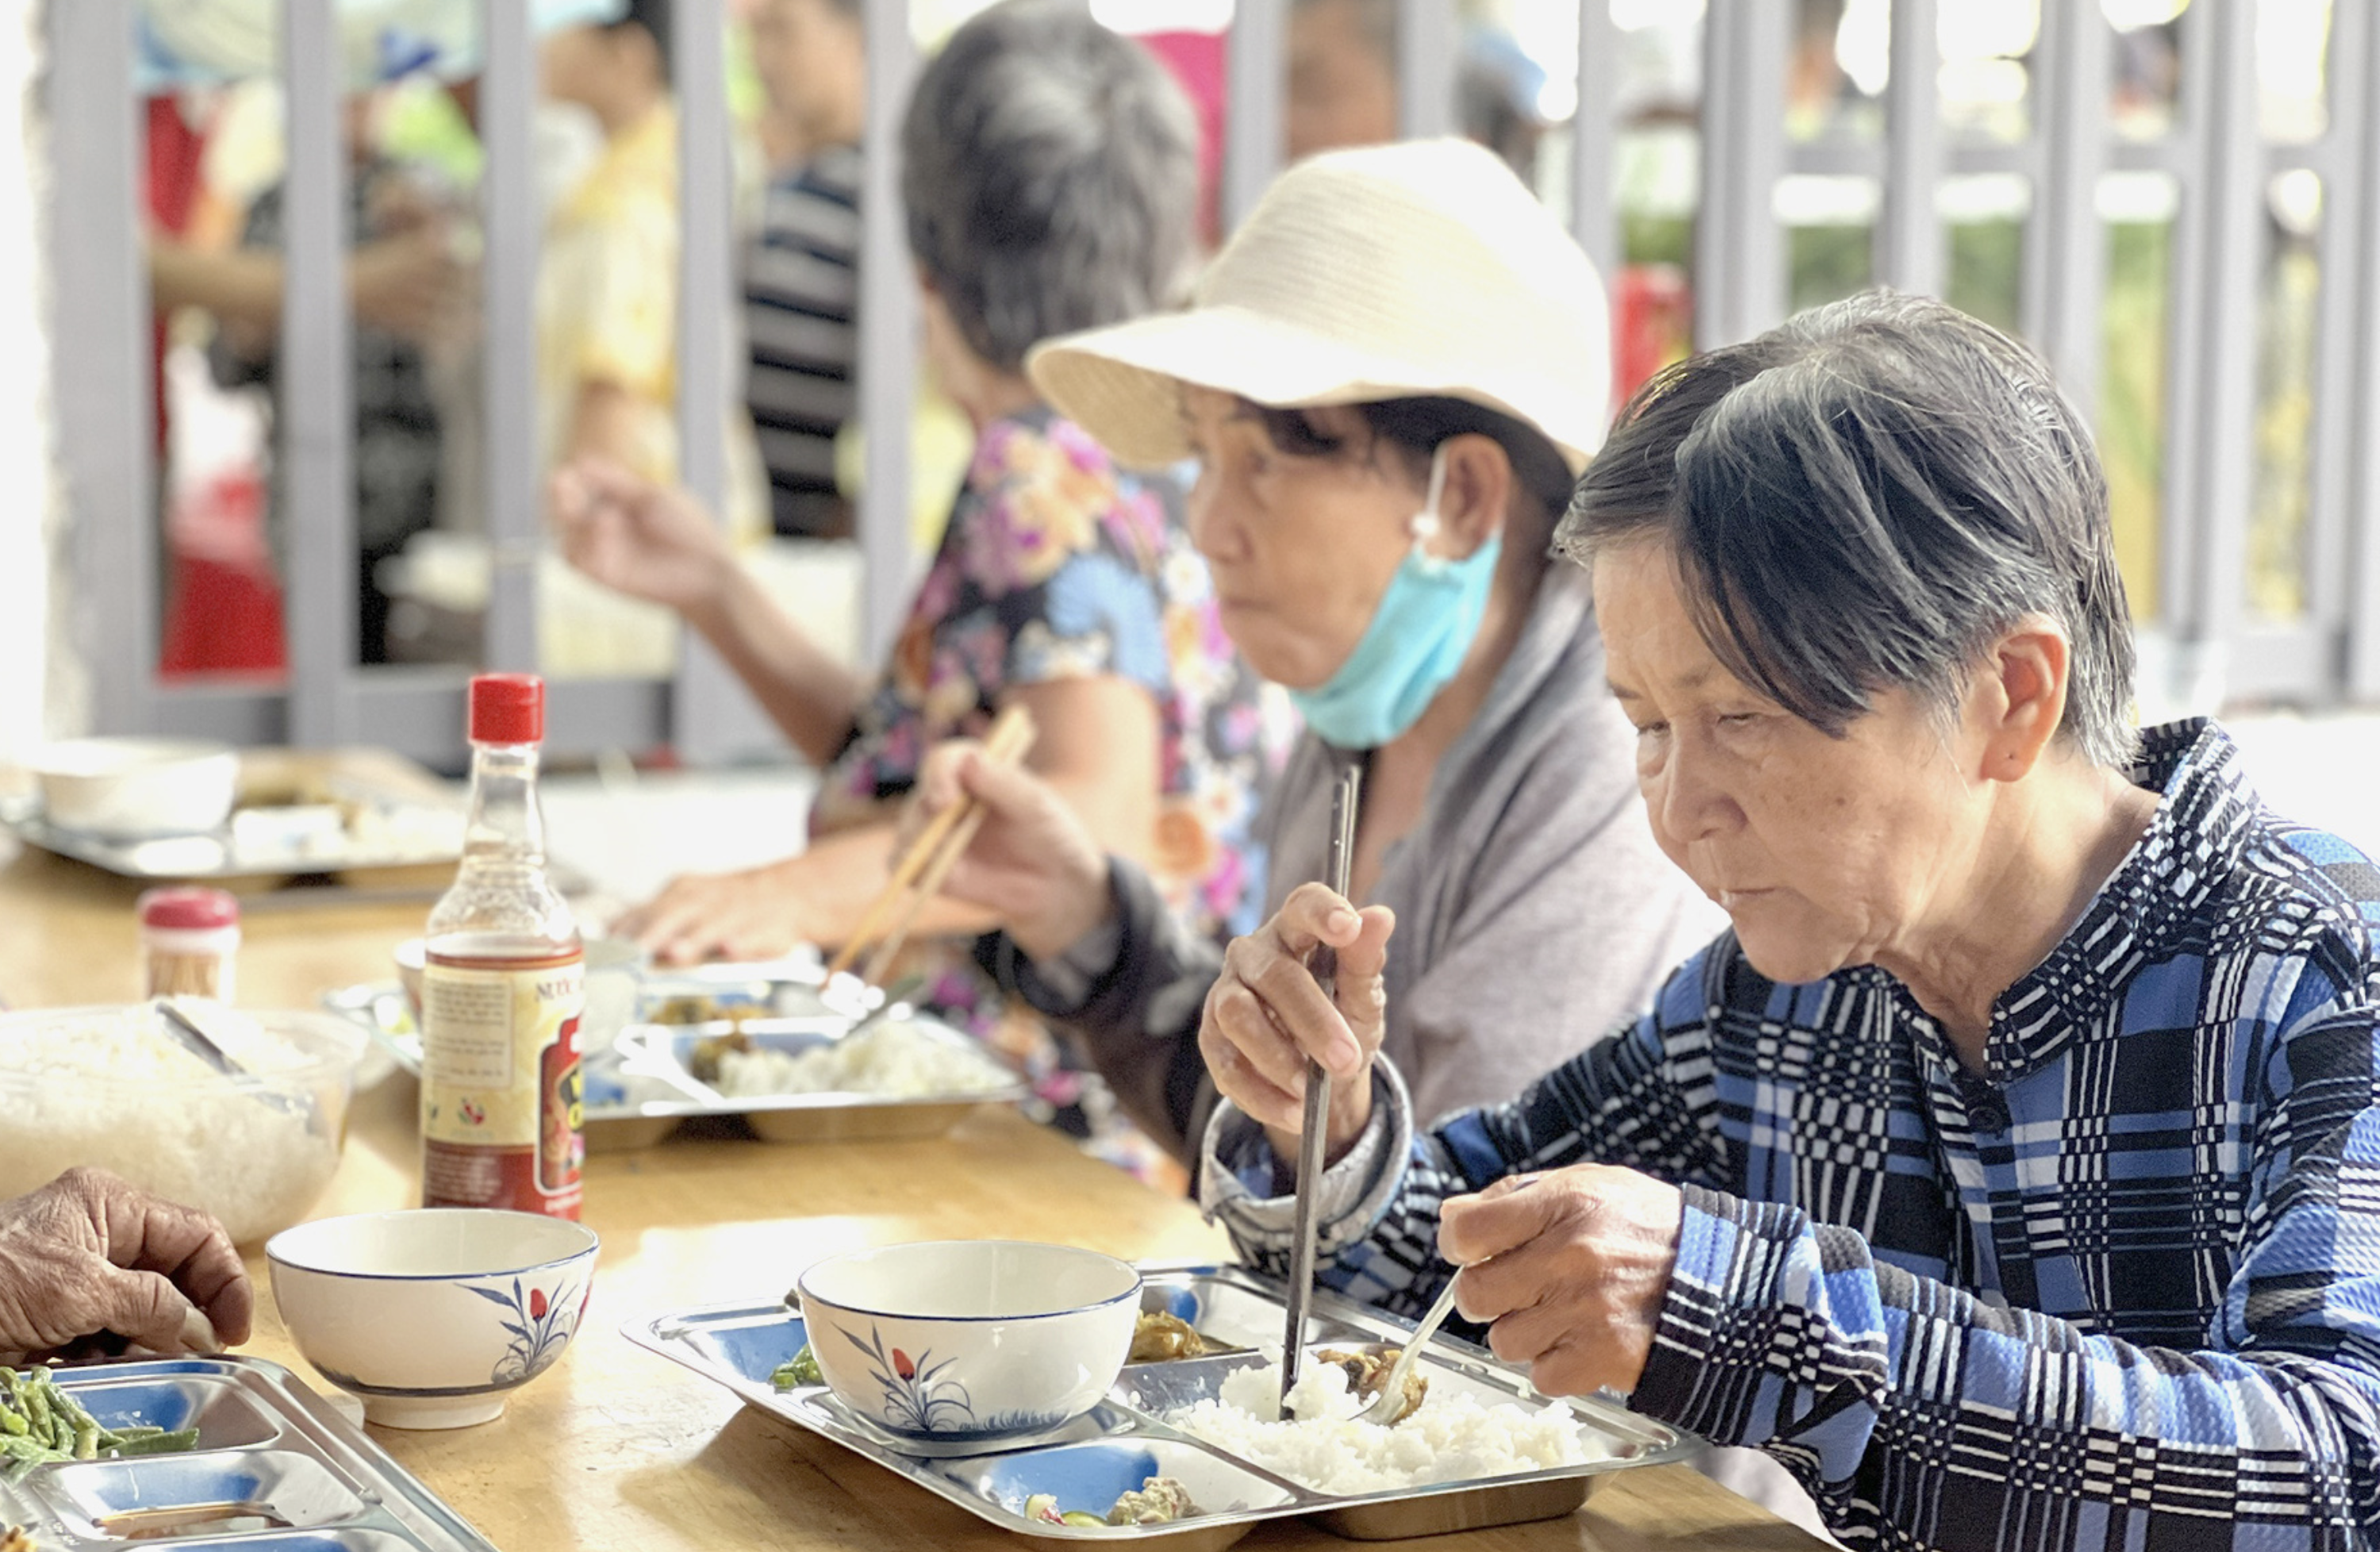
[[420, 674, 585, 1217]]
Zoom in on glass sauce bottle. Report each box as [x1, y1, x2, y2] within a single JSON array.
[[419, 674, 585, 1218]]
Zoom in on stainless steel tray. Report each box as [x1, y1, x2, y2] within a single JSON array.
[[0, 1356, 498, 1551], [625, 1263, 1695, 1546], [323, 978, 1028, 1151]]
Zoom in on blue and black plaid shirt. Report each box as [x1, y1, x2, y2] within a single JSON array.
[[1207, 720, 2380, 1550]]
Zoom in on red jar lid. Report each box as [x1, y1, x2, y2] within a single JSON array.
[[470, 674, 545, 744], [138, 886, 240, 931]]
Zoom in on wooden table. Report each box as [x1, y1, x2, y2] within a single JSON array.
[[0, 838, 1823, 1552]]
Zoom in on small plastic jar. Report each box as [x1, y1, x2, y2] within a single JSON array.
[[138, 887, 241, 1003]]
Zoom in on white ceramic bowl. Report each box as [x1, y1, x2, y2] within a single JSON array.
[[0, 1005, 364, 1246], [268, 1210, 600, 1430], [30, 738, 239, 839], [797, 1240, 1139, 1446]]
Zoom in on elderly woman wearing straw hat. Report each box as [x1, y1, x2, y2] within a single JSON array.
[[916, 138, 1719, 1161], [1192, 290, 2380, 1550]]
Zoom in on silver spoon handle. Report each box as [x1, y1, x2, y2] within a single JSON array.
[[1362, 1274, 1464, 1423]]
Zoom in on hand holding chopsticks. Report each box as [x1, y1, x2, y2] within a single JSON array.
[[829, 705, 1038, 989]]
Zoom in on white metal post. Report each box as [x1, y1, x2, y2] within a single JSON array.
[[1568, 0, 1618, 280], [2022, 0, 2109, 422], [44, 0, 152, 736], [856, 0, 919, 667], [1395, 0, 1456, 140], [670, 0, 771, 760], [1223, 0, 1287, 232], [1697, 0, 1789, 347], [482, 0, 539, 677], [1875, 0, 1942, 297], [2160, 0, 2260, 678], [282, 0, 357, 745]]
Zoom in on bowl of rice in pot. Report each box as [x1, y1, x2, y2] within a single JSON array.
[[0, 1005, 366, 1245]]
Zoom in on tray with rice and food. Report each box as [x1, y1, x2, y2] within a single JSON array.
[[0, 1357, 499, 1552], [626, 1262, 1695, 1548], [323, 964, 1028, 1151]]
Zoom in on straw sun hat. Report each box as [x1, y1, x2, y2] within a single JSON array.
[[1026, 137, 1611, 475]]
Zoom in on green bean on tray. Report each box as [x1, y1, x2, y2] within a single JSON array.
[[0, 1366, 199, 1473]]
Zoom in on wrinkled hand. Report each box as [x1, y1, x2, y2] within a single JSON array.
[[908, 741, 1110, 961], [1199, 884, 1394, 1161], [550, 459, 735, 616], [0, 1169, 253, 1362], [1438, 1165, 1683, 1397], [347, 222, 464, 340], [617, 859, 815, 966]]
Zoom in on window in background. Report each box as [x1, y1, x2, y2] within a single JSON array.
[[2106, 0, 2186, 140], [1937, 0, 2036, 143], [2098, 169, 2179, 624], [1941, 172, 2027, 336], [2244, 171, 2322, 625], [2259, 0, 2330, 144], [1609, 0, 1701, 400]]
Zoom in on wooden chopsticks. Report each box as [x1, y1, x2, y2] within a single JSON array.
[[829, 704, 1038, 989]]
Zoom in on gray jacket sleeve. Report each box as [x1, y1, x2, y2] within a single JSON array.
[[990, 858, 1224, 1163], [1388, 690, 1723, 1128]]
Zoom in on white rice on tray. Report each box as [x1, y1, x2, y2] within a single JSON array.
[[1168, 1359, 1603, 1496], [0, 1009, 340, 1245], [712, 1019, 1012, 1100]]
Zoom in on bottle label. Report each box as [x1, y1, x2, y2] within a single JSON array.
[[421, 954, 585, 1219]]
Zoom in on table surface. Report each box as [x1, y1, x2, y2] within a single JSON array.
[[0, 836, 1825, 1552]]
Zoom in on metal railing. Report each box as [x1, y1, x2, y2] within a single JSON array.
[[41, 0, 2380, 766]]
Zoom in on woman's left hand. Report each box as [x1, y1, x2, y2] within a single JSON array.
[[1436, 1165, 1686, 1397], [0, 1170, 252, 1362], [617, 859, 814, 966]]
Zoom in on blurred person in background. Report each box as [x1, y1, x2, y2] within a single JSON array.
[[907, 140, 1719, 1166], [1285, 0, 1549, 179], [743, 0, 866, 538], [539, 0, 765, 542], [0, 1170, 250, 1366], [205, 87, 466, 665], [553, 0, 1283, 1179]]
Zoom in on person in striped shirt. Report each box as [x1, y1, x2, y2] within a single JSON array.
[[1196, 290, 2380, 1549], [743, 0, 864, 538]]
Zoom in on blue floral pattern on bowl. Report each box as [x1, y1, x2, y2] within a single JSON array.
[[841, 1322, 1073, 1439], [467, 1274, 585, 1386]]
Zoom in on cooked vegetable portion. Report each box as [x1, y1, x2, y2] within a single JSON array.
[[770, 1345, 823, 1390], [1127, 1311, 1208, 1363], [0, 1367, 200, 1473]]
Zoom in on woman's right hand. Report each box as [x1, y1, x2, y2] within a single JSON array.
[[1199, 885, 1395, 1163], [910, 741, 1115, 961], [550, 458, 735, 617]]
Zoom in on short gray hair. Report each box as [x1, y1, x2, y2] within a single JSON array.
[[902, 0, 1199, 374], [1558, 290, 2140, 769]]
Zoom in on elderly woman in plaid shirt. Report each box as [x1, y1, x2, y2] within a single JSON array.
[[1196, 290, 2380, 1550]]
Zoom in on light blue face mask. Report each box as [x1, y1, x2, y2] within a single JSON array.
[[1288, 448, 1503, 750]]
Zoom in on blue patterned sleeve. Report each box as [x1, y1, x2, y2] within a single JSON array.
[[1205, 945, 1734, 1321], [1636, 1018, 2380, 1549]]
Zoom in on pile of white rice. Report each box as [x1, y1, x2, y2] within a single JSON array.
[[1168, 1360, 1599, 1496], [0, 1008, 341, 1244], [712, 1018, 1012, 1100]]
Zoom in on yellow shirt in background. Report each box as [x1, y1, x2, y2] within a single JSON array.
[[536, 103, 766, 677]]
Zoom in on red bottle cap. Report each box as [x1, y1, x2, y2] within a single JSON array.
[[138, 886, 240, 931], [470, 674, 545, 744]]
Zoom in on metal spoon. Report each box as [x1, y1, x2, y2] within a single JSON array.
[[155, 997, 325, 1135], [1352, 1274, 1464, 1426]]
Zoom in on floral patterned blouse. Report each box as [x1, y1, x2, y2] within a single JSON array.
[[812, 408, 1288, 1177]]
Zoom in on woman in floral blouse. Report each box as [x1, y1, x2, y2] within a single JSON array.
[[551, 0, 1278, 1176]]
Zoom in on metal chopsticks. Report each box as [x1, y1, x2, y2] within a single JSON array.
[[1279, 755, 1363, 1418]]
